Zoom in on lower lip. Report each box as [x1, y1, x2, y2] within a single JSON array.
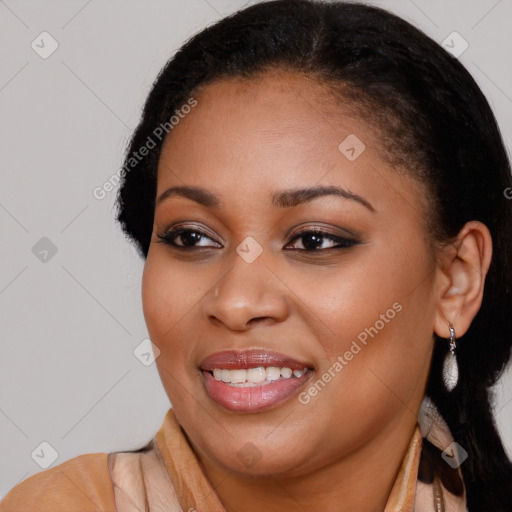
[[201, 370, 313, 413]]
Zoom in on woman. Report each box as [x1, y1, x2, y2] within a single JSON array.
[[2, 0, 511, 510]]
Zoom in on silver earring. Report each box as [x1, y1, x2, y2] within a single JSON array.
[[442, 322, 458, 392]]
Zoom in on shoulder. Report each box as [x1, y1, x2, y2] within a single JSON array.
[[0, 452, 116, 512]]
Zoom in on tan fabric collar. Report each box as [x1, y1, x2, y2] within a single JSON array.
[[415, 397, 467, 512], [155, 409, 226, 511], [385, 424, 423, 511]]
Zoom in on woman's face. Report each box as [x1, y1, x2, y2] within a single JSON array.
[[142, 69, 440, 477]]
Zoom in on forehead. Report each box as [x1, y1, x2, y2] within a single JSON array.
[[159, 71, 373, 178], [155, 70, 426, 222]]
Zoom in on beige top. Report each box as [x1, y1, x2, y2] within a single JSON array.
[[1, 398, 467, 511]]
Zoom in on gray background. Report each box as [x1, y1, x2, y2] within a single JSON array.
[[1, 0, 511, 498]]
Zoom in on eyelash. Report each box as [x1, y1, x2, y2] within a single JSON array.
[[156, 225, 359, 252]]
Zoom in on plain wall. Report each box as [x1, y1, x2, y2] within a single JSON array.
[[1, 0, 511, 497]]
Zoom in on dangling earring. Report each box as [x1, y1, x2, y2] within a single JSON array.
[[442, 322, 458, 392]]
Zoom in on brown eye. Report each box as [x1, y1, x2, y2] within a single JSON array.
[[157, 227, 222, 249], [285, 229, 359, 251]]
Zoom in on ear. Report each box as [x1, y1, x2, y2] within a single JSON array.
[[433, 221, 493, 339]]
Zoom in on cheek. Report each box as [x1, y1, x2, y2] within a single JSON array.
[[289, 246, 420, 356], [141, 254, 195, 376], [141, 256, 170, 339], [141, 252, 201, 341], [293, 237, 434, 401], [141, 254, 201, 405]]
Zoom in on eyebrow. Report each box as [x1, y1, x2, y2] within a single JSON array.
[[155, 184, 375, 212]]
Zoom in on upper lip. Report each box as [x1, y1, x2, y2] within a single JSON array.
[[200, 349, 314, 371]]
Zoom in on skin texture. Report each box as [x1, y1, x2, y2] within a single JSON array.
[[141, 69, 492, 512]]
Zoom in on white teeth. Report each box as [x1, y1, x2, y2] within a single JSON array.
[[280, 367, 293, 379], [209, 366, 309, 385], [266, 367, 281, 381], [246, 367, 266, 383], [230, 369, 247, 383]]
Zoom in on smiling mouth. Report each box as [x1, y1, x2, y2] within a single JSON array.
[[205, 366, 310, 387], [199, 349, 315, 412]]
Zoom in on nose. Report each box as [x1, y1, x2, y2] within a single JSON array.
[[201, 250, 290, 331]]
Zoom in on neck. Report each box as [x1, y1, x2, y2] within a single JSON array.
[[194, 412, 419, 512]]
